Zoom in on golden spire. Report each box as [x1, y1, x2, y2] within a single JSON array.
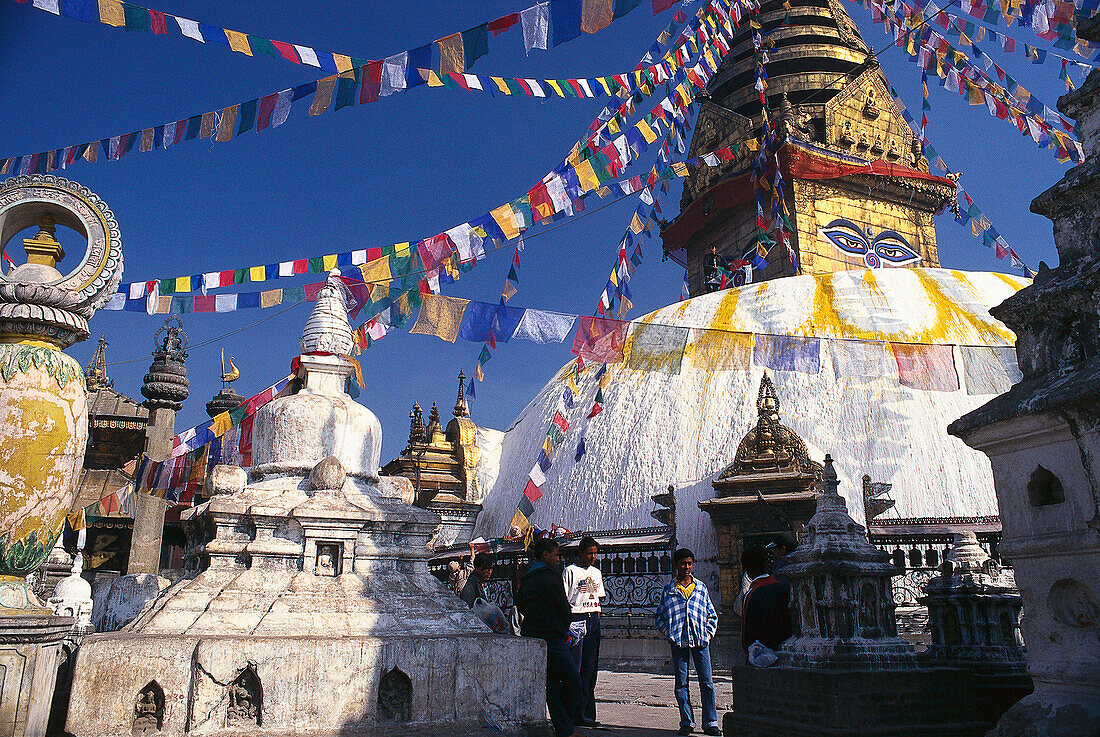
[[453, 370, 469, 418], [85, 334, 111, 390], [22, 215, 65, 268]]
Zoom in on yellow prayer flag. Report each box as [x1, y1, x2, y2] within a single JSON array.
[[636, 119, 658, 144], [333, 54, 353, 72], [309, 77, 337, 116], [394, 242, 412, 256], [174, 276, 191, 294], [581, 0, 613, 33], [490, 204, 520, 240], [596, 78, 614, 96], [261, 289, 283, 309], [475, 363, 484, 381], [546, 79, 567, 96], [745, 139, 760, 152], [216, 106, 238, 142], [438, 33, 465, 74], [510, 508, 530, 532], [211, 412, 233, 438], [98, 0, 124, 27], [359, 256, 392, 287], [249, 265, 266, 282], [200, 110, 217, 138], [68, 509, 86, 531], [409, 294, 469, 343], [542, 435, 554, 456], [322, 254, 338, 270], [607, 115, 621, 135], [672, 162, 689, 177], [155, 296, 172, 314], [574, 159, 601, 193], [629, 212, 646, 234], [224, 29, 253, 55], [688, 329, 753, 371], [491, 77, 511, 95], [426, 70, 445, 87]]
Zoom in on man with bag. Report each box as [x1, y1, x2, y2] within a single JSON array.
[[655, 548, 720, 736], [563, 537, 605, 728]]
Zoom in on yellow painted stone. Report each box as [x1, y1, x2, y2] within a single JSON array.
[[0, 343, 87, 582]]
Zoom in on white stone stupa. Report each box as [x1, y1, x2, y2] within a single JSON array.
[[67, 272, 545, 736]]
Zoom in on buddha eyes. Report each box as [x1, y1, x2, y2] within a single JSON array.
[[818, 220, 919, 268]]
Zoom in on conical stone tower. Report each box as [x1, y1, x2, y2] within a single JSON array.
[[663, 0, 955, 293]]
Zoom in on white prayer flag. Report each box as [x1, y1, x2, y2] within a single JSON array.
[[294, 45, 320, 67], [174, 17, 204, 42], [521, 2, 550, 54], [381, 52, 409, 96], [513, 309, 575, 344]]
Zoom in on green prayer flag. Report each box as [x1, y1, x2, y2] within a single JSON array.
[[507, 265, 519, 283], [478, 346, 492, 364], [159, 279, 175, 295], [462, 24, 489, 68], [282, 286, 305, 303], [248, 35, 278, 58], [185, 115, 202, 140], [308, 257, 325, 273], [123, 5, 151, 31]]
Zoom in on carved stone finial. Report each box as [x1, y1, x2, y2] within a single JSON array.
[[426, 403, 444, 442], [85, 334, 111, 390], [142, 316, 189, 411], [23, 215, 64, 268], [453, 370, 469, 418], [300, 270, 353, 356]]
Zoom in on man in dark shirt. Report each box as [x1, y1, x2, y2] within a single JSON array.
[[516, 538, 584, 737], [740, 546, 792, 655], [460, 553, 494, 607], [703, 245, 727, 293]]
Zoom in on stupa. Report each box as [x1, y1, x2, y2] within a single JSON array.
[[66, 272, 545, 736]]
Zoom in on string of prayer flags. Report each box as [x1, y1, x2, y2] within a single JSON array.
[[409, 294, 468, 342], [171, 374, 294, 458], [66, 483, 135, 530], [753, 334, 821, 374], [2, 0, 734, 176], [624, 321, 690, 375], [572, 316, 631, 363], [959, 345, 1022, 394]]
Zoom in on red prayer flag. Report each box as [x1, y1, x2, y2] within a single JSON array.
[[523, 478, 543, 503], [304, 282, 325, 301], [361, 60, 383, 103], [293, 259, 308, 274], [653, 0, 677, 13], [551, 411, 569, 433], [270, 39, 300, 63], [193, 295, 215, 313], [572, 316, 629, 364], [219, 270, 235, 287], [529, 182, 555, 221], [892, 343, 959, 392], [149, 9, 167, 34], [256, 93, 278, 132], [488, 13, 520, 35], [586, 403, 603, 419]]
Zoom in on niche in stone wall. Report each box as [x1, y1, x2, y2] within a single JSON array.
[[316, 542, 343, 576], [1048, 578, 1099, 629], [226, 666, 262, 727], [1027, 465, 1065, 507], [133, 681, 165, 735], [378, 667, 413, 722], [858, 581, 880, 636]]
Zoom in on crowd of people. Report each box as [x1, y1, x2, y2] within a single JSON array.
[[448, 532, 796, 737]]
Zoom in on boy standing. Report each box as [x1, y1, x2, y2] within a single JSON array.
[[563, 537, 605, 727], [655, 548, 720, 736]]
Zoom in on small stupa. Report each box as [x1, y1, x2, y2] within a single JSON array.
[[67, 272, 545, 736]]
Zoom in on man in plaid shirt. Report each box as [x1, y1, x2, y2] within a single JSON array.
[[654, 548, 720, 735]]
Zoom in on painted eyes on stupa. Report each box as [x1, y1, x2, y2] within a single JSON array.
[[818, 219, 920, 269]]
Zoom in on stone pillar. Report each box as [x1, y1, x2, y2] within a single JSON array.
[[948, 17, 1100, 737], [127, 318, 188, 576], [0, 175, 123, 737]]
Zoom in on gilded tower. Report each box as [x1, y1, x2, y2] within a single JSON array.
[[662, 0, 955, 295]]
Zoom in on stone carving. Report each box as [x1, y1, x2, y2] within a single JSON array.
[[133, 681, 164, 735], [226, 667, 261, 726], [861, 474, 896, 521], [887, 138, 900, 160], [141, 317, 189, 411], [857, 130, 870, 149], [310, 456, 347, 491], [315, 543, 341, 577], [377, 667, 412, 722], [870, 135, 885, 156], [838, 120, 855, 146], [1048, 578, 1098, 628], [863, 87, 880, 119]]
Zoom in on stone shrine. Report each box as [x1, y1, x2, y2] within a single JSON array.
[[728, 456, 985, 737], [66, 272, 545, 736], [920, 532, 1031, 725], [948, 16, 1100, 737]]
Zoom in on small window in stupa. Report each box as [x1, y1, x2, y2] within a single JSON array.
[[1028, 465, 1065, 507], [378, 667, 413, 722]]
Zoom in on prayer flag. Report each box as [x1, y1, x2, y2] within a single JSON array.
[[490, 203, 521, 240], [961, 345, 1021, 394], [830, 339, 887, 379], [891, 343, 959, 391], [582, 0, 614, 33], [463, 24, 490, 67], [410, 294, 469, 343], [572, 316, 629, 363], [522, 2, 550, 53], [381, 52, 408, 96], [551, 0, 583, 46], [625, 322, 689, 375], [438, 33, 465, 74], [753, 334, 821, 374], [514, 309, 576, 343], [689, 329, 752, 371]]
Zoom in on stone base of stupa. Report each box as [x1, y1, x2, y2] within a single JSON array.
[[0, 612, 73, 737], [68, 631, 546, 736], [725, 664, 988, 737]]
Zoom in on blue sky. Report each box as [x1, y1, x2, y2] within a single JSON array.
[[0, 0, 1076, 462]]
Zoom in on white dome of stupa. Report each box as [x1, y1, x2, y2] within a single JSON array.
[[473, 267, 1027, 596]]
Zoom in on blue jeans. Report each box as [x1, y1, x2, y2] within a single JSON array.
[[569, 612, 600, 722], [671, 643, 718, 729], [545, 636, 582, 737]]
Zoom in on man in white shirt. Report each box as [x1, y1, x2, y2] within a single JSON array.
[[563, 536, 605, 728]]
